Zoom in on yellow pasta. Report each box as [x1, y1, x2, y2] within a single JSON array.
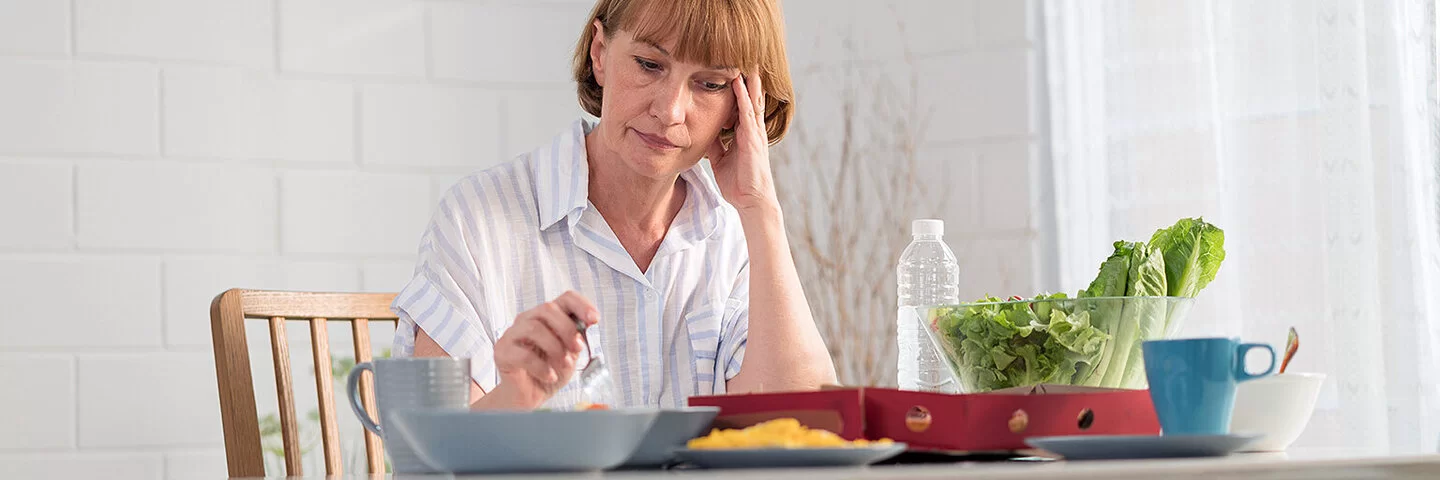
[[687, 418, 895, 449]]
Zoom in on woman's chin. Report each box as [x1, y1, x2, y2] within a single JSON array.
[[622, 148, 690, 178]]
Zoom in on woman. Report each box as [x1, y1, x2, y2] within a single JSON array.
[[392, 0, 836, 410]]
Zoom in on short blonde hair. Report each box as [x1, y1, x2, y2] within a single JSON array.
[[572, 0, 794, 145]]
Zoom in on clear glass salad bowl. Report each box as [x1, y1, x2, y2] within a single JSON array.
[[916, 295, 1195, 393]]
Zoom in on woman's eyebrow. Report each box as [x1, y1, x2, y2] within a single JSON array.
[[641, 40, 670, 57]]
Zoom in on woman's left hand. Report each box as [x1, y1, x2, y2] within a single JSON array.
[[708, 71, 780, 216]]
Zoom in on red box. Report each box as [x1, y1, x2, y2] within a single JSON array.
[[688, 385, 1160, 453]]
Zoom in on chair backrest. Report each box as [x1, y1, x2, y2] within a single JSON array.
[[210, 288, 398, 478]]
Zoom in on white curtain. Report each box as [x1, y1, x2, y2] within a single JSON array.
[[1045, 0, 1440, 453]]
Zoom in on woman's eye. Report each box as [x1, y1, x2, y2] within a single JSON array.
[[634, 57, 661, 72], [700, 81, 727, 92]]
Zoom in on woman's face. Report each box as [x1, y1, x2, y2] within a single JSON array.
[[589, 22, 740, 179]]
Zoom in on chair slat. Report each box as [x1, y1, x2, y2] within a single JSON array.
[[352, 318, 386, 473], [268, 317, 304, 477], [310, 318, 343, 475]]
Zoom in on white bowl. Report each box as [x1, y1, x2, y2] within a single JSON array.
[[1229, 373, 1325, 451]]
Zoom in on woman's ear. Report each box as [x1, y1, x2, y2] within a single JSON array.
[[589, 20, 608, 87]]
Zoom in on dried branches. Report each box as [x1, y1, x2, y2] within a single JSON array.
[[773, 56, 935, 386]]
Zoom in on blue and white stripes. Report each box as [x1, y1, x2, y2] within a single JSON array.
[[391, 118, 751, 408]]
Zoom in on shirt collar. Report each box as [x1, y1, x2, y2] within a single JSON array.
[[533, 118, 593, 231], [531, 117, 727, 242]]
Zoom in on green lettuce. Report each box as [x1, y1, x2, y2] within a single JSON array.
[[932, 293, 1110, 392]]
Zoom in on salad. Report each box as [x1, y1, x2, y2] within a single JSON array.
[[929, 217, 1227, 391]]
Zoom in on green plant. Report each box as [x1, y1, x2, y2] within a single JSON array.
[[259, 347, 394, 475]]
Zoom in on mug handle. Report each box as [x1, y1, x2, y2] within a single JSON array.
[[346, 362, 383, 435], [1234, 343, 1276, 382]]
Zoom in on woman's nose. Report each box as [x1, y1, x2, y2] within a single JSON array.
[[649, 80, 687, 126]]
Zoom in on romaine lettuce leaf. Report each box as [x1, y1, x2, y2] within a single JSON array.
[[1098, 242, 1167, 387], [1149, 217, 1226, 298]]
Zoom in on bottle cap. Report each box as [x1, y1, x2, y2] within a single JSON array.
[[912, 219, 944, 236]]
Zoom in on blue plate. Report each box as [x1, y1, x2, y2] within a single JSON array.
[[1025, 434, 1260, 460], [673, 444, 907, 469], [390, 408, 659, 474], [621, 407, 721, 468]]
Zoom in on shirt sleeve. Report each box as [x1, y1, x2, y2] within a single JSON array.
[[391, 185, 500, 393], [716, 262, 750, 383]]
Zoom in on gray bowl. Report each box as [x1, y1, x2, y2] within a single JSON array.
[[620, 407, 721, 468], [390, 408, 659, 474]]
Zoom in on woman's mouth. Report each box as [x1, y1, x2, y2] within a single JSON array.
[[632, 129, 680, 150]]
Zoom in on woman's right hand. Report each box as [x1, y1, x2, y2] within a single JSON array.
[[490, 291, 599, 408]]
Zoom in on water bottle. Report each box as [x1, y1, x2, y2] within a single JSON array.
[[897, 219, 959, 393]]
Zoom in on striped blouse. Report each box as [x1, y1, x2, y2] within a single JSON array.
[[390, 118, 751, 408]]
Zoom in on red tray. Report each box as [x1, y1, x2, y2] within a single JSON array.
[[688, 385, 1160, 453]]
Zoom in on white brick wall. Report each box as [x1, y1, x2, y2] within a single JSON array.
[[0, 257, 163, 347], [279, 171, 432, 255], [0, 453, 162, 480], [279, 0, 428, 77], [163, 450, 227, 480], [851, 0, 1031, 60], [77, 162, 278, 252], [163, 67, 355, 162], [78, 353, 224, 447], [0, 60, 159, 155], [0, 0, 69, 55], [975, 141, 1037, 232], [75, 0, 274, 67], [0, 355, 74, 449], [0, 162, 72, 249], [362, 261, 419, 293], [361, 83, 502, 167], [499, 88, 589, 158], [777, 0, 854, 67], [428, 2, 590, 84], [0, 0, 1045, 475], [917, 51, 1035, 142]]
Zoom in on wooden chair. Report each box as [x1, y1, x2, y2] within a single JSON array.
[[210, 288, 399, 478]]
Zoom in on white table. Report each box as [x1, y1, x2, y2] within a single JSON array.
[[236, 449, 1440, 480]]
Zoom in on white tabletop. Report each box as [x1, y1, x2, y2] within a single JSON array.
[[238, 449, 1440, 480]]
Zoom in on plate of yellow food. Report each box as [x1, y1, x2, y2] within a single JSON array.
[[672, 418, 906, 469]]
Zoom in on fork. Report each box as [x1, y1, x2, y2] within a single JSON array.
[[569, 313, 614, 404]]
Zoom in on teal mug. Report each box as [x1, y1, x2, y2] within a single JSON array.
[[1142, 338, 1275, 435]]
